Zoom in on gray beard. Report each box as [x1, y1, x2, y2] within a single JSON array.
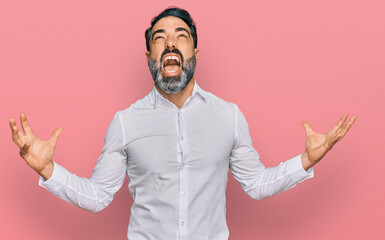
[[148, 55, 196, 94]]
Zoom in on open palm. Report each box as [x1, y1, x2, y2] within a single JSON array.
[[9, 113, 62, 178], [301, 114, 356, 170]]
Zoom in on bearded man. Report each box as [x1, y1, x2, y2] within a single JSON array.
[[9, 7, 356, 240]]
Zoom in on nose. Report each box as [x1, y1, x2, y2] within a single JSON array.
[[166, 36, 176, 50]]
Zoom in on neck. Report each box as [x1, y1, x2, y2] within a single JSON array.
[[155, 79, 195, 109]]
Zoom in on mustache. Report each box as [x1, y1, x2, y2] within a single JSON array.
[[160, 48, 184, 64]]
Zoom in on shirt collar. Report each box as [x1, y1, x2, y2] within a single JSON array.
[[150, 80, 208, 109]]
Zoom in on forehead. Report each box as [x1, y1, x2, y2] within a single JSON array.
[[151, 16, 191, 34]]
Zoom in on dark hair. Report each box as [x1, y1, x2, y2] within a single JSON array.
[[145, 7, 198, 51]]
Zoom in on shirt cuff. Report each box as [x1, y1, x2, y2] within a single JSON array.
[[286, 154, 314, 182], [38, 162, 69, 192]]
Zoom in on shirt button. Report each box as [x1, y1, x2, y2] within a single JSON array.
[[181, 221, 185, 226], [180, 136, 184, 140], [182, 192, 186, 196]]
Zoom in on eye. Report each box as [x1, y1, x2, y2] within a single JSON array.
[[178, 34, 187, 38], [154, 36, 164, 40]]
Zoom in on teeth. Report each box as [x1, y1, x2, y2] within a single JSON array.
[[164, 55, 180, 64]]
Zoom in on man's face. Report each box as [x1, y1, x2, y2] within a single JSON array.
[[146, 16, 199, 94]]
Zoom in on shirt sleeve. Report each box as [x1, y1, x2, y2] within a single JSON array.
[[38, 112, 127, 213], [229, 106, 314, 200]]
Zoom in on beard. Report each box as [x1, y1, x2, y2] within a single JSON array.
[[148, 51, 196, 94]]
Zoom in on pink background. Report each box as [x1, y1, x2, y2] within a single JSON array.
[[1, 0, 384, 239]]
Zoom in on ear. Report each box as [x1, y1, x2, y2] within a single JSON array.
[[194, 48, 199, 60], [145, 51, 150, 62]]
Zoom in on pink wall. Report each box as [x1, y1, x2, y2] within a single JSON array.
[[1, 0, 384, 239]]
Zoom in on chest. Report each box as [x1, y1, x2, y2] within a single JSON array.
[[123, 106, 235, 172]]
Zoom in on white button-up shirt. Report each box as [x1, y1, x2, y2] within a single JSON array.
[[39, 80, 313, 240]]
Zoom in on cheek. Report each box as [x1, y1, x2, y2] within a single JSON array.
[[180, 43, 196, 57], [150, 46, 164, 58], [149, 53, 162, 64], [181, 49, 195, 60]]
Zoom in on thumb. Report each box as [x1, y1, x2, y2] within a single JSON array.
[[20, 142, 30, 158], [301, 121, 314, 136], [49, 127, 63, 144]]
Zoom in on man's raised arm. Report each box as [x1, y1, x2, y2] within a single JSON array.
[[9, 113, 127, 213], [229, 106, 356, 200]]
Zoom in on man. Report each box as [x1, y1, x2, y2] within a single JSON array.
[[9, 7, 356, 240]]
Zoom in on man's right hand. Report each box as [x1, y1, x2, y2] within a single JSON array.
[[9, 113, 62, 180]]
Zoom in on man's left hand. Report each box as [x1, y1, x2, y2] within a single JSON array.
[[300, 114, 356, 171]]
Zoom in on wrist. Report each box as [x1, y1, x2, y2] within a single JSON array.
[[301, 152, 313, 171], [38, 161, 55, 180]]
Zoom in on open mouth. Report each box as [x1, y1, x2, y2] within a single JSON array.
[[162, 54, 181, 73]]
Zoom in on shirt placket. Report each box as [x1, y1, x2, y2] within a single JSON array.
[[177, 109, 189, 239]]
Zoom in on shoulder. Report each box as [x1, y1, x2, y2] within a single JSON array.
[[203, 90, 239, 115], [114, 92, 154, 119]]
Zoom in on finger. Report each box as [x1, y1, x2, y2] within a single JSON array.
[[301, 121, 314, 136], [20, 113, 33, 135], [9, 118, 24, 148], [336, 116, 356, 140], [20, 142, 31, 158], [49, 127, 63, 144], [337, 114, 348, 128], [329, 115, 356, 144], [330, 131, 343, 146], [328, 114, 348, 134]]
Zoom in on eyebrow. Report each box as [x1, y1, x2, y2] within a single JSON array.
[[152, 27, 191, 40], [152, 29, 165, 39], [175, 27, 191, 37]]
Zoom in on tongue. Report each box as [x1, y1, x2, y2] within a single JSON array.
[[164, 64, 179, 72]]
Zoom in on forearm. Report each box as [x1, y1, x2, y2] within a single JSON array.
[[39, 162, 120, 213], [233, 154, 314, 200]]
